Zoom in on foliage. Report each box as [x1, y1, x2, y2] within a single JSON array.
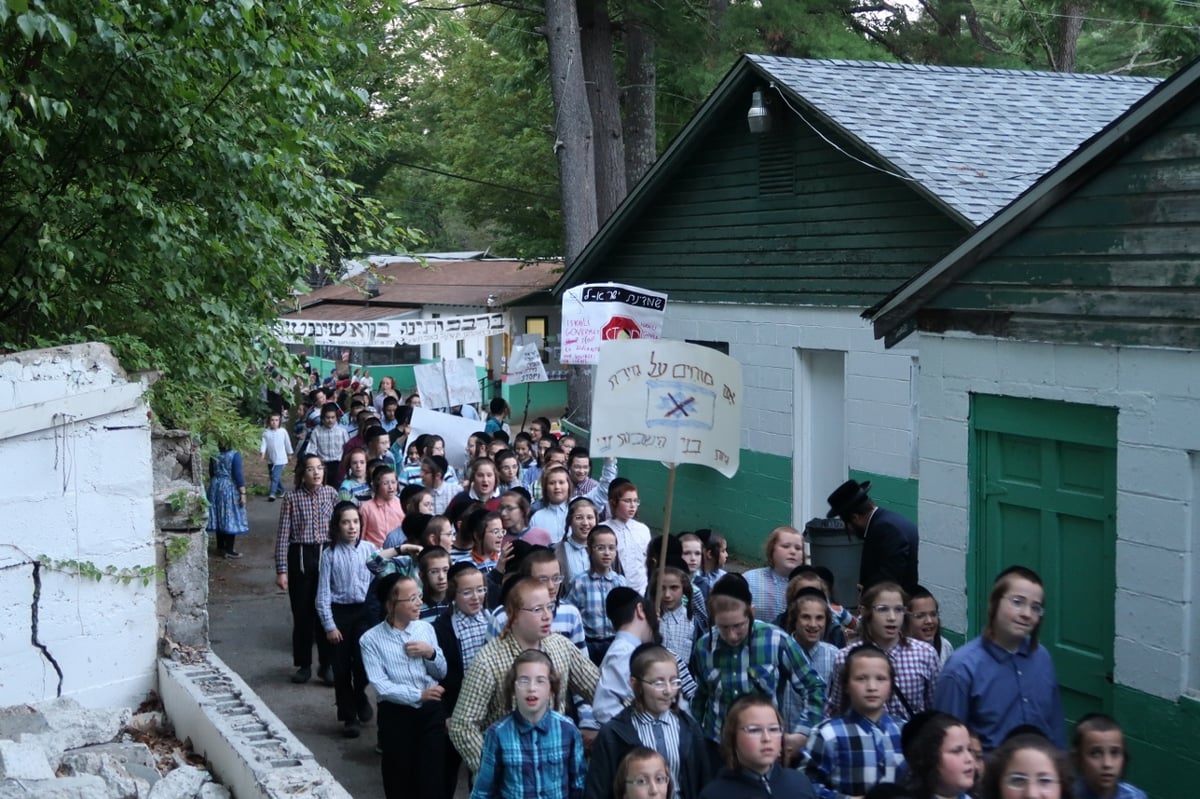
[[38, 554, 160, 587], [0, 0, 422, 437], [167, 488, 210, 529]]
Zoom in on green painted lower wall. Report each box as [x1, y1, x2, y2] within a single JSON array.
[[501, 380, 569, 424], [613, 450, 792, 561], [848, 468, 919, 526], [1115, 687, 1200, 799]]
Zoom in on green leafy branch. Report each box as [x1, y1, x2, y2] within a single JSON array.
[[37, 555, 160, 587], [167, 488, 210, 529]]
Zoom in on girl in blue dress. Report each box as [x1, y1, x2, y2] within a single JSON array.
[[207, 445, 249, 558]]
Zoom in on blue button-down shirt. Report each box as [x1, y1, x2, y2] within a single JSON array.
[[933, 635, 1065, 750], [469, 709, 586, 799]]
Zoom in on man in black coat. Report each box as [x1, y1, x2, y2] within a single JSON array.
[[826, 479, 919, 599]]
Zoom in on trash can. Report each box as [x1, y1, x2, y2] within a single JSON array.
[[805, 517, 861, 607]]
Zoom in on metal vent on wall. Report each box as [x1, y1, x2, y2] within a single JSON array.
[[758, 131, 795, 196]]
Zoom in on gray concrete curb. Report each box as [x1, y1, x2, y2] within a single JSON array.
[[158, 653, 351, 799]]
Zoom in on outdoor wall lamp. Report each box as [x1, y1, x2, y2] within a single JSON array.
[[747, 89, 771, 134]]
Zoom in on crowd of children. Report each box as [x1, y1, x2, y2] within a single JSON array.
[[230, 376, 1149, 799]]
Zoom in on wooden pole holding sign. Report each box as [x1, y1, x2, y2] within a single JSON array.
[[654, 463, 677, 613]]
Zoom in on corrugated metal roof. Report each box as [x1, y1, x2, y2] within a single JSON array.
[[288, 258, 561, 315], [748, 56, 1161, 224]]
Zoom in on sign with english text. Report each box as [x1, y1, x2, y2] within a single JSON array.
[[592, 339, 742, 477], [505, 337, 548, 385], [560, 283, 667, 365]]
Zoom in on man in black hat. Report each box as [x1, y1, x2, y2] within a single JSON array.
[[826, 479, 919, 598]]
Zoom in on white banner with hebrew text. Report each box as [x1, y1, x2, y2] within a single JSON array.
[[276, 313, 506, 348]]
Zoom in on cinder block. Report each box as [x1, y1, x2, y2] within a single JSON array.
[[1053, 343, 1119, 390], [846, 399, 913, 434], [797, 326, 851, 352], [1115, 542, 1186, 601], [919, 459, 969, 508], [1113, 635, 1184, 699], [850, 351, 916, 382], [919, 418, 967, 467], [918, 500, 970, 548], [1147, 397, 1200, 450], [1118, 445, 1192, 500], [1116, 491, 1189, 551], [1115, 589, 1185, 654], [1117, 347, 1200, 398], [997, 340, 1056, 386], [940, 336, 997, 380]]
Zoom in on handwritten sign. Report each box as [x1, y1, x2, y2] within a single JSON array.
[[506, 338, 548, 384], [276, 313, 507, 348], [409, 408, 487, 472], [560, 283, 667, 365], [592, 339, 742, 477], [414, 359, 482, 410]]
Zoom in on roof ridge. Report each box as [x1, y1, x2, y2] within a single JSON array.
[[746, 54, 1161, 83]]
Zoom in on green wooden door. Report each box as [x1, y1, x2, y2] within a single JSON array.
[[970, 395, 1117, 723]]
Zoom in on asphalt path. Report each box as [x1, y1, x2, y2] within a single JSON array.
[[208, 490, 470, 799]]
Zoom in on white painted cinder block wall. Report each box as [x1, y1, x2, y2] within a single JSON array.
[[0, 343, 158, 707], [917, 331, 1200, 701], [662, 303, 919, 519]]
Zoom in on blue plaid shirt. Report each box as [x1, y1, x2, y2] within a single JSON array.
[[690, 620, 825, 742], [564, 569, 627, 640], [803, 710, 904, 799], [470, 709, 586, 799]]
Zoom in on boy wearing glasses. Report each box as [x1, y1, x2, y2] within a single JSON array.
[[933, 565, 1065, 750], [360, 574, 449, 799]]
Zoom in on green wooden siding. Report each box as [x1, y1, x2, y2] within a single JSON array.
[[926, 103, 1200, 346], [595, 84, 968, 308], [1114, 686, 1200, 799]]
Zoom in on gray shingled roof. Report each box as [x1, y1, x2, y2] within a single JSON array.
[[748, 56, 1161, 224]]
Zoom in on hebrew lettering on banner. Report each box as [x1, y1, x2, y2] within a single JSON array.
[[559, 282, 668, 365], [591, 339, 742, 478], [275, 312, 508, 347]]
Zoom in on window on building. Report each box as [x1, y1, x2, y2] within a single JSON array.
[[686, 339, 730, 355], [526, 316, 550, 363]]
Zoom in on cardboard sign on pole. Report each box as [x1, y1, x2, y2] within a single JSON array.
[[591, 339, 742, 478]]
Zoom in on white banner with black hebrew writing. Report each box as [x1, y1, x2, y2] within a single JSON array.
[[560, 283, 667, 365], [591, 339, 742, 478], [276, 313, 507, 348]]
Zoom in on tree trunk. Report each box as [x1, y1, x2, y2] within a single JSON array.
[[544, 0, 598, 263], [709, 0, 730, 32], [622, 17, 656, 189], [1055, 2, 1086, 72], [579, 0, 627, 225]]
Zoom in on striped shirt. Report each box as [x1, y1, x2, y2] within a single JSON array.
[[359, 618, 447, 707], [420, 598, 452, 621], [338, 479, 371, 505], [315, 541, 378, 631], [564, 569, 628, 640], [825, 638, 941, 722], [659, 605, 696, 666], [743, 567, 790, 623], [429, 481, 456, 515], [804, 710, 905, 799], [632, 710, 682, 799], [274, 484, 340, 573], [452, 608, 494, 669], [469, 710, 586, 799], [449, 633, 600, 774]]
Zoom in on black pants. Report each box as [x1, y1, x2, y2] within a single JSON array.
[[214, 532, 238, 553], [378, 701, 447, 799], [330, 602, 369, 721], [287, 543, 331, 670]]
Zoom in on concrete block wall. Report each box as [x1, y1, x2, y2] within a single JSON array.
[[662, 303, 920, 478], [0, 344, 158, 708], [917, 332, 1200, 700]]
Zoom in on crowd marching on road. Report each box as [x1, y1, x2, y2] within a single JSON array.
[[207, 369, 1145, 799]]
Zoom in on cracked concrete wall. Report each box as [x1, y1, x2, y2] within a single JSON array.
[[0, 343, 158, 707], [153, 429, 208, 649]]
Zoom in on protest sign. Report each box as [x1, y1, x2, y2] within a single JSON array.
[[413, 359, 482, 410], [591, 339, 742, 478], [560, 283, 667, 365], [277, 313, 506, 348], [506, 337, 548, 384], [408, 408, 486, 472]]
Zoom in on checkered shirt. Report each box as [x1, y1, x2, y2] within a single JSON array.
[[803, 710, 905, 799]]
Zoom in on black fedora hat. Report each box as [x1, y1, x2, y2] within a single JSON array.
[[826, 479, 871, 519]]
